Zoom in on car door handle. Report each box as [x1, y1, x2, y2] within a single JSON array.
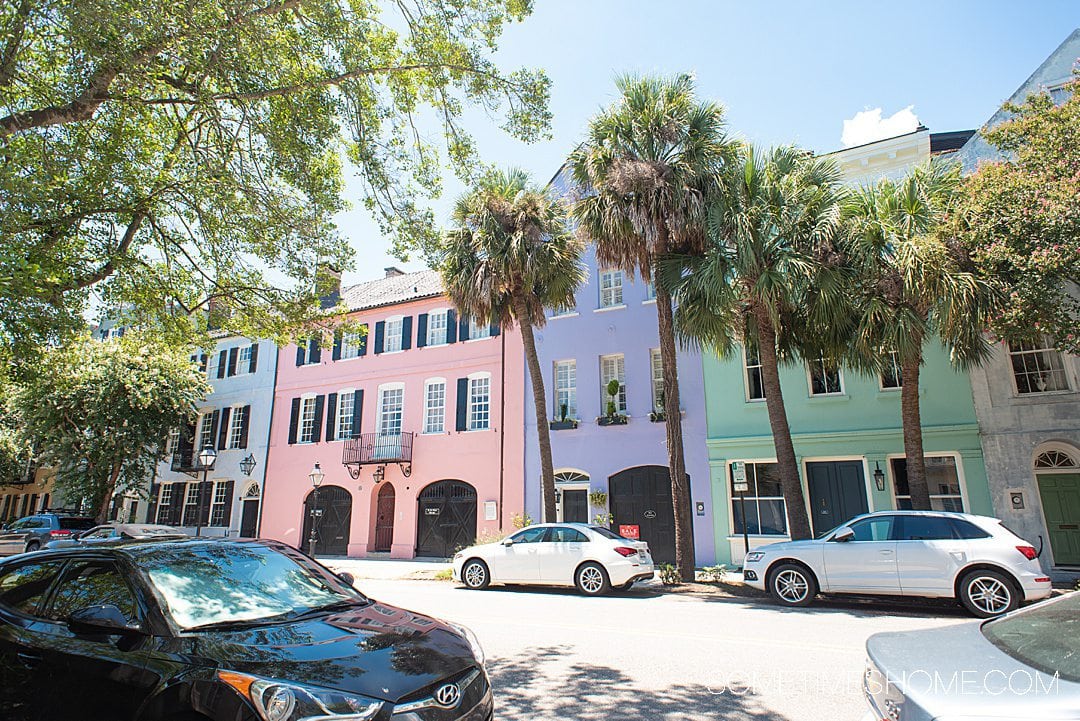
[[879, 550, 894, 555]]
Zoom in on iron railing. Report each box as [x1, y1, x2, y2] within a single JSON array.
[[170, 449, 211, 474], [342, 432, 414, 466]]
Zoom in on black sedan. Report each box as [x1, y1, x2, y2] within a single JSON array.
[[0, 538, 491, 721]]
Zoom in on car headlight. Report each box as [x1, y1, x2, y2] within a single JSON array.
[[449, 622, 485, 666], [744, 552, 765, 563], [218, 671, 382, 721]]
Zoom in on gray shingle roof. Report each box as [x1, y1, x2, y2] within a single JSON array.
[[340, 269, 444, 312]]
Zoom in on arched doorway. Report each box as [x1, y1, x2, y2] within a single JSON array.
[[374, 484, 396, 552], [239, 482, 261, 538], [555, 470, 590, 523], [608, 465, 685, 565], [301, 486, 352, 556], [416, 480, 476, 558], [1034, 445, 1080, 567]]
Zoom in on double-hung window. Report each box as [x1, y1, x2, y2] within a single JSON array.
[[469, 317, 491, 340], [298, 397, 317, 443], [424, 380, 446, 433], [237, 345, 253, 374], [650, 348, 664, 412], [553, 361, 577, 420], [891, 456, 964, 512], [730, 462, 787, 535], [156, 485, 173, 525], [808, 356, 843, 396], [197, 412, 215, 452], [599, 269, 624, 308], [599, 354, 626, 414], [1008, 336, 1070, 394], [165, 427, 180, 455], [226, 408, 245, 449], [341, 331, 363, 359], [182, 484, 201, 526], [468, 375, 491, 430], [384, 317, 403, 353], [209, 482, 228, 526], [427, 310, 449, 346], [744, 344, 765, 401], [336, 391, 355, 440], [880, 350, 902, 390]]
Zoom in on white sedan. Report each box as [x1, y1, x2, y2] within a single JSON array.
[[453, 523, 655, 596], [742, 510, 1053, 617]]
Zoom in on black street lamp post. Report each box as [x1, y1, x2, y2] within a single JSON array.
[[195, 445, 217, 537], [307, 461, 325, 557]]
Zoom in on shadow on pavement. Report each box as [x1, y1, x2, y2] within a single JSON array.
[[488, 645, 790, 721]]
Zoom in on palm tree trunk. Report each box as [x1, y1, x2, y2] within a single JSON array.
[[900, 356, 932, 510], [654, 281, 696, 581], [514, 296, 557, 523], [755, 310, 813, 540]]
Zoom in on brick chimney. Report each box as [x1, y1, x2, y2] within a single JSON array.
[[384, 266, 404, 278], [317, 263, 343, 309]]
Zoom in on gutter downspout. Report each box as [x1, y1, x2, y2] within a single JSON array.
[[498, 329, 506, 531], [255, 342, 279, 538]]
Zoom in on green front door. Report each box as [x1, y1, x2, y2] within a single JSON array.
[[1037, 473, 1080, 567]]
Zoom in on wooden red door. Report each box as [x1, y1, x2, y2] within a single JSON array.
[[374, 484, 395, 552]]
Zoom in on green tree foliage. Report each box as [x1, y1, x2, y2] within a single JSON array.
[[957, 76, 1080, 353], [13, 334, 210, 520], [842, 163, 998, 509], [569, 74, 731, 579], [440, 168, 585, 523], [0, 377, 32, 487], [0, 0, 551, 352]]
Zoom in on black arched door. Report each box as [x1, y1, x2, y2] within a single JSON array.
[[608, 465, 685, 565], [302, 486, 352, 556], [416, 481, 476, 558]]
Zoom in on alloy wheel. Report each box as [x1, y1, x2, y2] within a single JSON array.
[[775, 569, 809, 603], [967, 576, 1012, 616], [464, 562, 486, 588], [579, 566, 604, 594]]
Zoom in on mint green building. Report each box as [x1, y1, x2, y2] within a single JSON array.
[[704, 128, 990, 567]]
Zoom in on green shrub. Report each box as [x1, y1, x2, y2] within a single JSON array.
[[700, 565, 729, 582], [658, 563, 680, 585]]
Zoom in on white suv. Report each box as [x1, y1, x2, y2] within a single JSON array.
[[742, 511, 1053, 617]]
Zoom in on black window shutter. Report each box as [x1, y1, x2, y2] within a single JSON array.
[[197, 482, 212, 527], [374, 321, 385, 354], [312, 395, 325, 443], [458, 315, 470, 342], [490, 321, 501, 337], [455, 378, 469, 431], [295, 344, 305, 367], [146, 483, 161, 525], [416, 314, 428, 348], [447, 310, 457, 343], [249, 343, 259, 373], [351, 390, 364, 438], [220, 480, 235, 529], [227, 347, 239, 377], [358, 324, 368, 356], [288, 398, 301, 444], [169, 484, 185, 525], [325, 393, 338, 441], [238, 406, 250, 449], [217, 350, 228, 378], [199, 354, 208, 374], [207, 410, 221, 450], [217, 407, 231, 450], [179, 421, 195, 455], [309, 337, 322, 364], [332, 331, 342, 361], [401, 316, 413, 350]]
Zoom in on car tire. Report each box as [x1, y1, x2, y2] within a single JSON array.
[[24, 540, 40, 553], [575, 562, 611, 596], [767, 563, 817, 607], [461, 559, 491, 590], [958, 569, 1020, 618]]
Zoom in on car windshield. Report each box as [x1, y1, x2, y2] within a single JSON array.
[[59, 518, 96, 530], [982, 592, 1080, 684], [137, 542, 363, 630]]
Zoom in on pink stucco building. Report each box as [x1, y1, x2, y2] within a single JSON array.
[[260, 268, 525, 559]]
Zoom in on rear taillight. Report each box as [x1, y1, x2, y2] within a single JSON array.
[[48, 530, 72, 539], [1016, 545, 1038, 560], [1035, 577, 1051, 583], [614, 547, 637, 557]]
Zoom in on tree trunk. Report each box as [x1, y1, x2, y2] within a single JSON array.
[[515, 297, 557, 523], [97, 463, 122, 523], [755, 310, 813, 540], [654, 281, 696, 581], [899, 356, 932, 510]]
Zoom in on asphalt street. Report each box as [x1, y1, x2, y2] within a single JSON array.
[[350, 578, 973, 721]]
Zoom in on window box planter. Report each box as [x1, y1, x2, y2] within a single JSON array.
[[549, 420, 579, 431], [649, 411, 666, 423], [596, 415, 628, 427]]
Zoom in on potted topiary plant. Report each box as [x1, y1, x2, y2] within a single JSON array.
[[549, 402, 578, 430], [649, 389, 666, 422], [597, 378, 628, 426]]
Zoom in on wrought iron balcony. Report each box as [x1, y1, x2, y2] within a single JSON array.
[[342, 432, 413, 479], [170, 450, 212, 476]]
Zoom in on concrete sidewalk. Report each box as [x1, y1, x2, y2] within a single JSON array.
[[321, 556, 452, 581]]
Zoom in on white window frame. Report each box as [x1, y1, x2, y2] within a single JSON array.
[[237, 345, 253, 374], [887, 452, 968, 513], [426, 309, 449, 346], [743, 344, 765, 402], [598, 269, 624, 309], [806, 356, 844, 397], [1007, 336, 1071, 395], [340, 330, 363, 359], [468, 316, 491, 340], [165, 427, 180, 456], [384, 316, 404, 353], [196, 411, 215, 452], [156, 484, 173, 524], [644, 280, 657, 303], [335, 389, 356, 441], [423, 378, 446, 434], [728, 460, 789, 537], [377, 383, 405, 436], [298, 395, 318, 444], [650, 348, 664, 412], [226, 405, 245, 449], [467, 372, 492, 431], [879, 350, 902, 390], [599, 354, 627, 414], [209, 481, 229, 527], [182, 483, 201, 526], [553, 360, 577, 420]]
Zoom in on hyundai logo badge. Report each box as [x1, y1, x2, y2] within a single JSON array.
[[434, 683, 461, 709]]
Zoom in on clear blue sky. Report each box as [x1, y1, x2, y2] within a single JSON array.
[[335, 1, 1080, 285]]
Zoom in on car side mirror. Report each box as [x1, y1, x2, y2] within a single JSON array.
[[832, 527, 855, 543], [501, 538, 514, 546], [337, 572, 355, 587], [68, 605, 143, 635]]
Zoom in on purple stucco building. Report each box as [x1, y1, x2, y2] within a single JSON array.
[[522, 169, 716, 566]]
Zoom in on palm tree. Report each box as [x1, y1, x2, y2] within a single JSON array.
[[840, 162, 998, 509], [663, 145, 848, 541], [568, 74, 731, 580], [440, 168, 586, 523]]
